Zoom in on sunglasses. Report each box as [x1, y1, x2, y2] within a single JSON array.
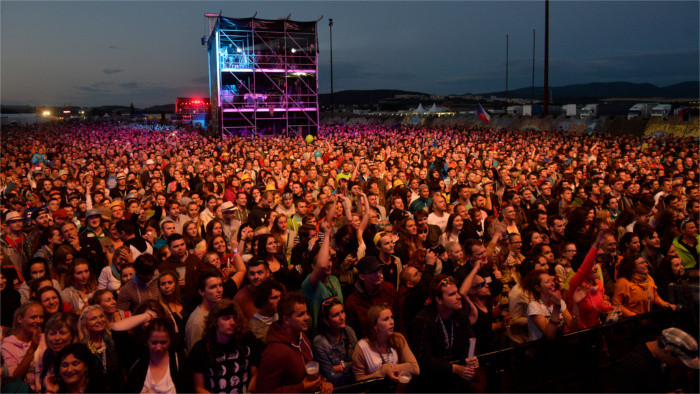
[[437, 276, 454, 289], [321, 296, 340, 308]]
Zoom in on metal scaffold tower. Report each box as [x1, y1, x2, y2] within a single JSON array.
[[204, 15, 319, 138]]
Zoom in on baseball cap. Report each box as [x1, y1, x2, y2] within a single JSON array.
[[146, 159, 155, 165], [31, 207, 50, 220], [52, 209, 70, 220], [117, 173, 126, 180], [418, 184, 429, 191], [5, 211, 22, 222], [660, 327, 699, 369], [393, 179, 404, 187], [86, 209, 101, 218], [179, 197, 192, 207], [357, 256, 383, 275]]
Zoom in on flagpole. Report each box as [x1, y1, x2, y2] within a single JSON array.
[[544, 0, 549, 116], [505, 34, 509, 111], [532, 29, 536, 105]]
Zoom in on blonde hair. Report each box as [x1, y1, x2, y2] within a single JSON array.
[[77, 304, 106, 341]]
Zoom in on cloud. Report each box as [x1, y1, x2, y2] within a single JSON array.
[[73, 81, 114, 93], [102, 69, 123, 75]]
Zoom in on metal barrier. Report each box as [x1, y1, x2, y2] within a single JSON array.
[[323, 309, 697, 393]]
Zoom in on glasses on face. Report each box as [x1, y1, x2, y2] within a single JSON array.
[[564, 249, 577, 253]]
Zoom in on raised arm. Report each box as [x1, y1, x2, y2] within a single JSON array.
[[310, 220, 333, 287]]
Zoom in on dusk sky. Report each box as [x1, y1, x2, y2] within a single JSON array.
[[2, 1, 698, 107]]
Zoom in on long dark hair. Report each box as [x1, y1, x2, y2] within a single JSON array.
[[203, 299, 248, 351]]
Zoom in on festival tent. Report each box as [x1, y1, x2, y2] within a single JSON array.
[[412, 103, 426, 114]]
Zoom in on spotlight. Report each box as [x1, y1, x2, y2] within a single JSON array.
[[291, 48, 297, 53], [236, 48, 242, 53]]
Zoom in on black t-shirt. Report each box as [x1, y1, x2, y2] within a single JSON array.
[[189, 333, 262, 393]]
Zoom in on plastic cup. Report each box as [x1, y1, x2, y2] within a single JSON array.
[[305, 361, 319, 378], [398, 371, 412, 384], [396, 371, 412, 393]]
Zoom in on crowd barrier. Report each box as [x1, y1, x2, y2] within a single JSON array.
[[326, 308, 698, 393]]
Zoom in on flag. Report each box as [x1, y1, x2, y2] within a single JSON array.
[[477, 104, 491, 124]]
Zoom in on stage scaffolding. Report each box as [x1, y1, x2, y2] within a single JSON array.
[[204, 15, 319, 138]]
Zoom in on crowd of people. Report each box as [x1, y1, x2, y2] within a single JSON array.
[[0, 119, 698, 393]]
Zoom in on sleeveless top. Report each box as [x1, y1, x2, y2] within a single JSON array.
[[141, 362, 176, 394]]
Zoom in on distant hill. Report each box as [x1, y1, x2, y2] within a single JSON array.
[[143, 104, 175, 113], [480, 81, 699, 100]]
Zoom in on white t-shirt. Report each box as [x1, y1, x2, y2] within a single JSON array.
[[526, 299, 567, 342], [427, 212, 449, 232]]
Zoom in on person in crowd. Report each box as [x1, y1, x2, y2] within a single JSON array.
[[235, 257, 274, 318], [89, 289, 129, 328], [618, 327, 699, 393], [33, 225, 64, 268], [159, 233, 203, 301], [655, 254, 690, 302], [250, 278, 285, 343], [565, 229, 613, 328], [34, 313, 77, 392], [185, 269, 224, 351], [375, 231, 403, 291], [201, 247, 247, 298], [77, 304, 122, 391], [257, 292, 333, 393], [98, 245, 132, 292], [612, 255, 676, 317], [42, 343, 104, 394], [522, 269, 582, 341], [351, 304, 420, 381], [19, 257, 60, 303], [59, 221, 106, 278], [312, 296, 358, 386], [156, 270, 189, 335], [411, 274, 486, 392], [189, 299, 261, 392], [302, 221, 343, 331], [1, 302, 45, 387], [344, 256, 397, 333], [36, 285, 73, 321], [459, 260, 504, 354], [125, 317, 192, 393], [61, 258, 97, 312], [554, 241, 577, 288], [1, 267, 23, 328], [673, 218, 699, 272], [116, 253, 160, 313], [50, 244, 76, 288]]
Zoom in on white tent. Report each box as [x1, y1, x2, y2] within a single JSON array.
[[412, 103, 426, 113], [427, 103, 439, 113]]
